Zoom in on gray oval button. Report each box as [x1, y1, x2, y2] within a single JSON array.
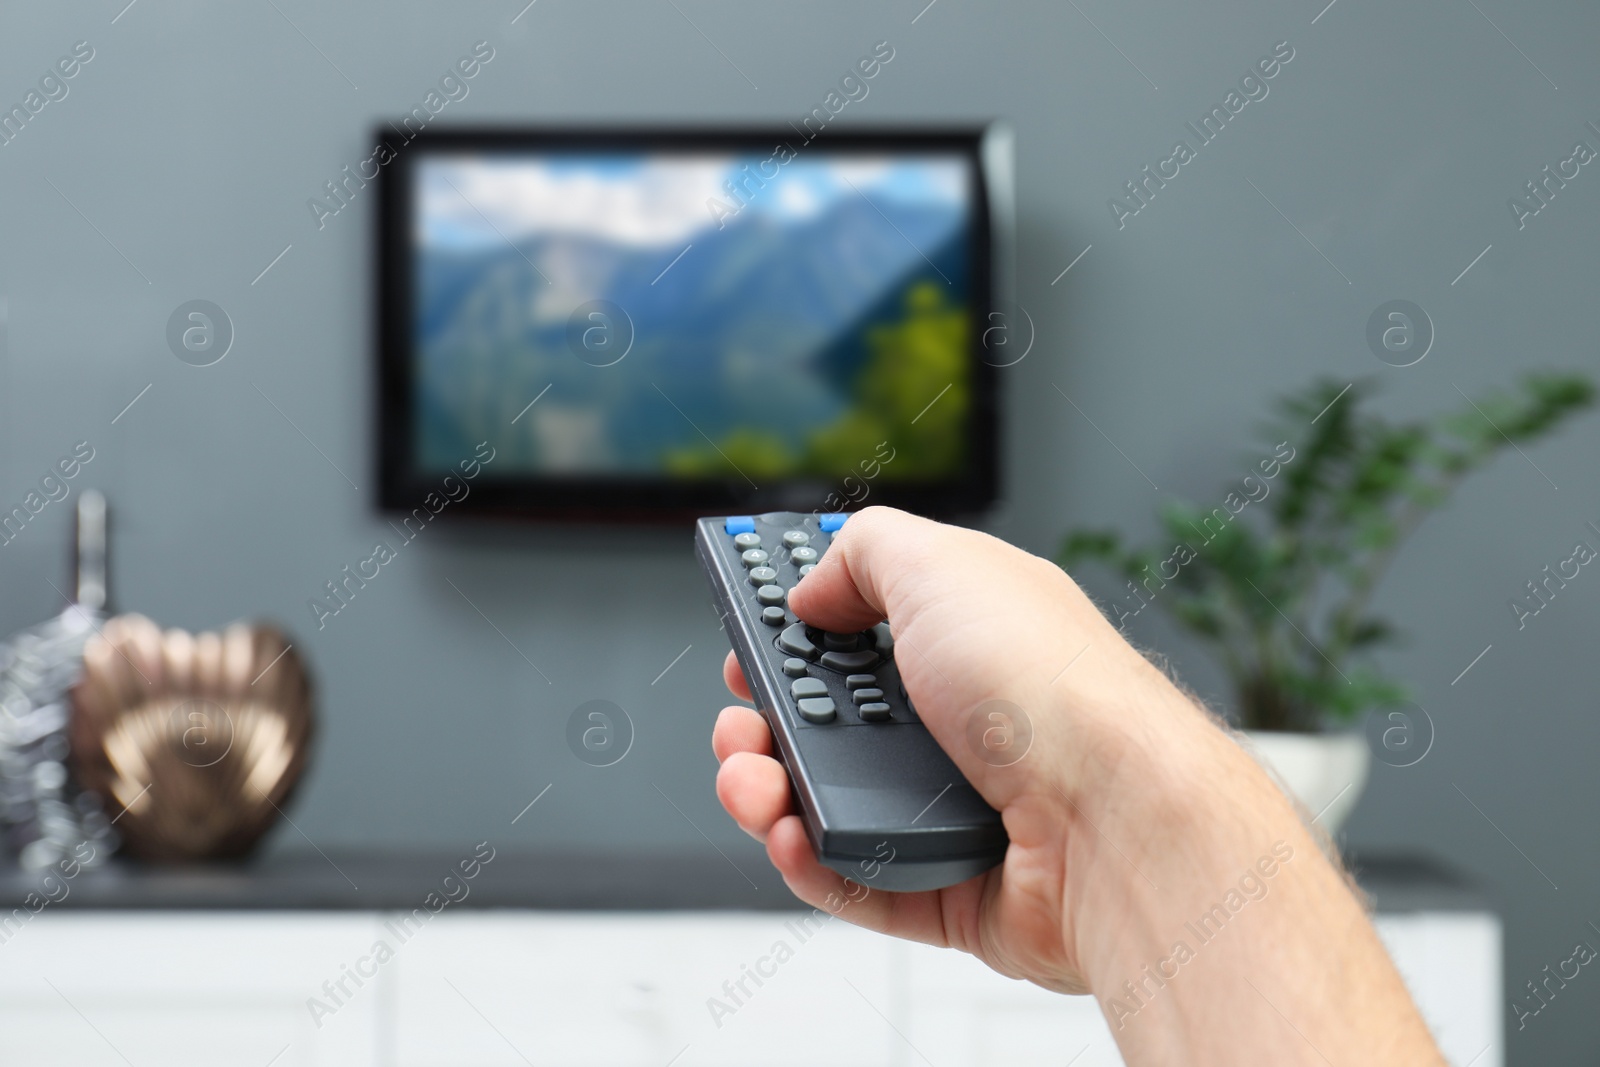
[[791, 677, 828, 699], [797, 697, 836, 723], [757, 585, 785, 606]]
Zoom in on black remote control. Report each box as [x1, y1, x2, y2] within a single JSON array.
[[696, 512, 1008, 892]]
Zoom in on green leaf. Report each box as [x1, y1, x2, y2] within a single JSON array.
[[1058, 530, 1124, 571]]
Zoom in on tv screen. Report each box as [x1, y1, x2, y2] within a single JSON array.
[[376, 128, 1007, 519]]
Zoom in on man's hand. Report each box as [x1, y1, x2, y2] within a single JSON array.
[[711, 507, 1443, 1064]]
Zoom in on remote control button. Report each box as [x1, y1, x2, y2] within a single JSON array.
[[733, 532, 762, 550], [851, 688, 884, 705], [782, 658, 809, 678], [797, 697, 836, 723], [790, 677, 828, 699], [761, 606, 786, 626], [756, 585, 785, 606], [819, 514, 848, 532], [724, 516, 756, 535], [823, 631, 865, 653], [845, 673, 877, 690], [777, 624, 819, 661], [740, 549, 769, 568], [857, 702, 892, 722], [798, 564, 815, 578], [871, 622, 893, 656], [899, 682, 918, 717], [820, 649, 878, 673], [781, 531, 810, 548], [747, 566, 777, 586], [789, 546, 818, 566]]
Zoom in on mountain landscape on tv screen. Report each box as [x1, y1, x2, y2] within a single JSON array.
[[414, 192, 972, 481]]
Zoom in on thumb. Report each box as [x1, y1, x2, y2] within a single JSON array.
[[786, 507, 936, 634]]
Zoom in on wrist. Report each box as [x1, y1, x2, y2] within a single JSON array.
[[1052, 687, 1316, 993]]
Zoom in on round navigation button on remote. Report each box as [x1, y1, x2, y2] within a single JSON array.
[[796, 697, 836, 723], [781, 530, 810, 548], [823, 631, 864, 653], [733, 532, 762, 550], [782, 658, 809, 678], [756, 585, 785, 606], [797, 564, 815, 578], [741, 549, 770, 568], [789, 546, 818, 566], [760, 606, 786, 626]]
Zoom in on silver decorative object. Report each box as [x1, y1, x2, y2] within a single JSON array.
[[0, 492, 115, 871]]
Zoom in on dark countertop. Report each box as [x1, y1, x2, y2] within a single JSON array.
[[0, 850, 1491, 914]]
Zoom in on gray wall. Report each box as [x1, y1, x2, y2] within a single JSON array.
[[2, 0, 1597, 1059]]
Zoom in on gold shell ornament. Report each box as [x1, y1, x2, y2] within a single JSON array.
[[69, 615, 314, 863]]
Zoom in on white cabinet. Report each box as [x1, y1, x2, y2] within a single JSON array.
[[893, 912, 1502, 1067], [0, 909, 1499, 1066], [1376, 912, 1503, 1066], [388, 915, 896, 1067], [0, 914, 385, 1067]]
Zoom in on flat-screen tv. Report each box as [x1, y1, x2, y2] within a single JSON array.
[[376, 126, 1011, 520]]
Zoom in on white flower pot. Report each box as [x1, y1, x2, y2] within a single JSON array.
[[1241, 730, 1370, 833]]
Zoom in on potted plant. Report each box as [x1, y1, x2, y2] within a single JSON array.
[[1059, 373, 1593, 829]]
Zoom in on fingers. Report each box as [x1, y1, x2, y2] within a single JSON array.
[[722, 651, 752, 702], [763, 815, 965, 952], [711, 708, 966, 953], [711, 705, 771, 762], [715, 752, 791, 842], [765, 814, 847, 900], [713, 706, 784, 842], [787, 507, 936, 633]]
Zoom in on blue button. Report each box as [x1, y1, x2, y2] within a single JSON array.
[[819, 513, 848, 533], [724, 516, 756, 536]]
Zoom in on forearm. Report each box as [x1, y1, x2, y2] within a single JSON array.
[[1062, 696, 1442, 1065]]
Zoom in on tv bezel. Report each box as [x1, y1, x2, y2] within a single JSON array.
[[375, 125, 1006, 522]]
